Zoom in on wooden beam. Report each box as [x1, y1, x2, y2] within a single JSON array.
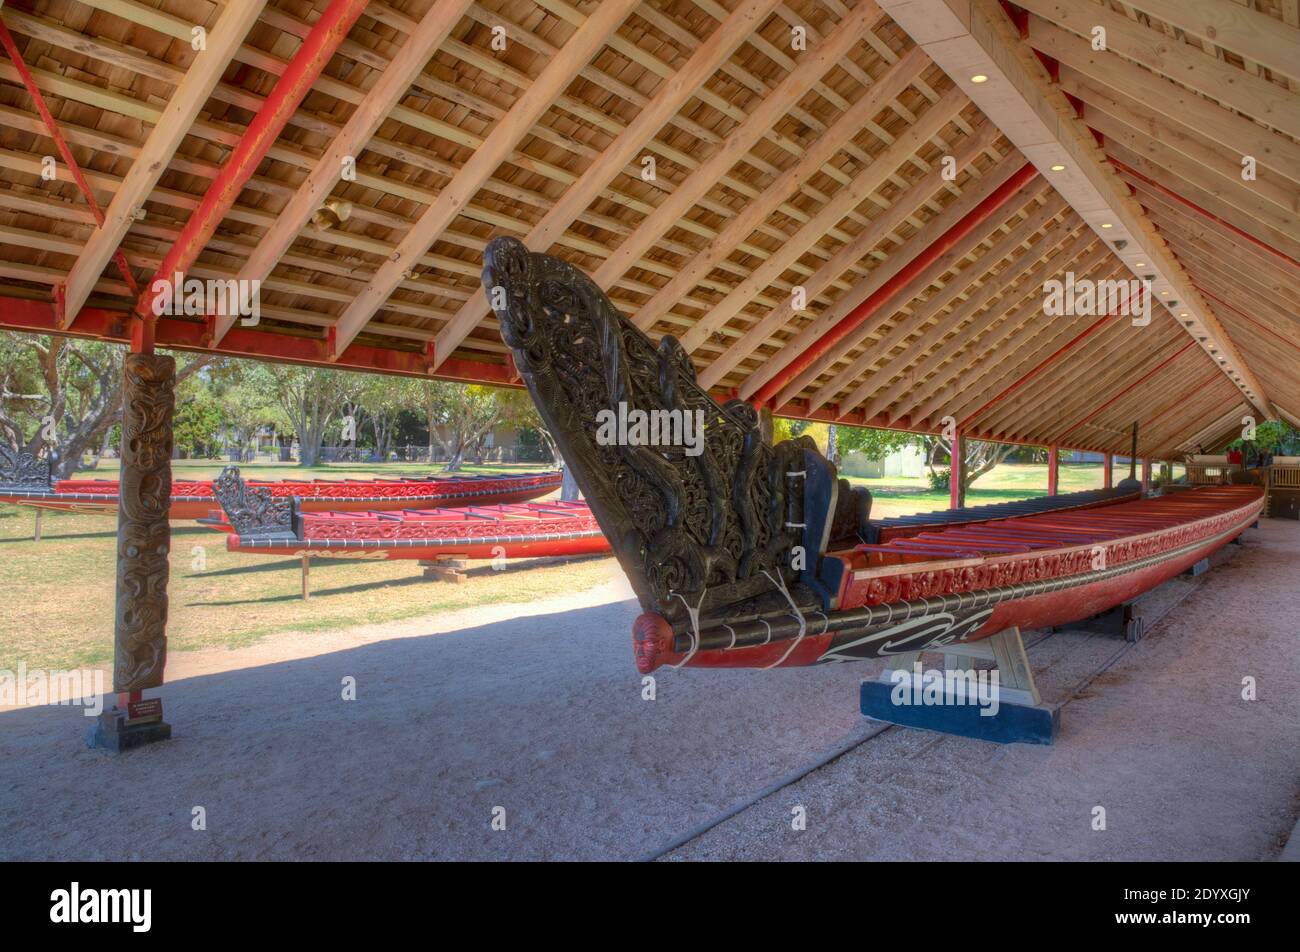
[[419, 0, 783, 368], [680, 85, 969, 358], [214, 0, 474, 345], [58, 1, 269, 323], [1016, 0, 1300, 140], [328, 0, 643, 357], [829, 195, 1072, 416], [738, 157, 1029, 402], [798, 178, 1050, 413], [630, 44, 932, 337], [699, 116, 1000, 390], [587, 0, 887, 291], [875, 0, 1271, 420], [1104, 0, 1300, 86]]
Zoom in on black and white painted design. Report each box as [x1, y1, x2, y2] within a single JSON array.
[[818, 607, 995, 663]]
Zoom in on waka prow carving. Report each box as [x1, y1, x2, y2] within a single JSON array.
[[0, 446, 52, 490], [211, 466, 299, 540], [481, 236, 872, 663]]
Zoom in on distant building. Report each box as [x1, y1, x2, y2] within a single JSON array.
[[839, 444, 926, 478]]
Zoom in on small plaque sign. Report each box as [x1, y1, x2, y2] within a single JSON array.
[[126, 697, 163, 725]]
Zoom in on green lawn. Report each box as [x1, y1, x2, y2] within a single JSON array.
[[847, 461, 1134, 518], [0, 460, 608, 672]]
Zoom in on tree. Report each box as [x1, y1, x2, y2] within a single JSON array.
[[212, 367, 281, 462], [173, 377, 225, 458], [922, 435, 1017, 493], [411, 381, 504, 471], [262, 364, 348, 466], [0, 332, 206, 478], [357, 375, 415, 461]]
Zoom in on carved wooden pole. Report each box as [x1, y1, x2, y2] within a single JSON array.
[[90, 351, 174, 750]]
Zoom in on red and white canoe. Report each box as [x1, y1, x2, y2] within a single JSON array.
[[208, 499, 609, 560], [0, 470, 563, 519], [633, 484, 1264, 671]]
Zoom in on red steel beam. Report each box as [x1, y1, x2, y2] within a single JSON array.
[[135, 0, 370, 345], [0, 21, 140, 301], [0, 295, 517, 386], [1111, 158, 1300, 275], [754, 162, 1040, 408], [1047, 445, 1058, 496]]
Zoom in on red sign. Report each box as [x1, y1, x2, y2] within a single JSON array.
[[126, 697, 163, 724]]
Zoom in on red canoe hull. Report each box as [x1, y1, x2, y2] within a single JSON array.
[[636, 486, 1264, 671], [0, 472, 562, 519], [221, 501, 611, 560]]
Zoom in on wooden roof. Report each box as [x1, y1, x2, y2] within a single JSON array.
[[0, 0, 1295, 459]]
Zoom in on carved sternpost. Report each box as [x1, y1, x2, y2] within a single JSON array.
[[113, 353, 175, 692]]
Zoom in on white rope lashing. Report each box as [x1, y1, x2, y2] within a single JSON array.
[[668, 588, 707, 669], [760, 569, 808, 669]]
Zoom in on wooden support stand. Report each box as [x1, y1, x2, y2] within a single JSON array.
[[1183, 558, 1210, 577], [1054, 601, 1145, 642], [860, 627, 1059, 745], [33, 508, 42, 542], [301, 553, 311, 600], [419, 556, 469, 583]]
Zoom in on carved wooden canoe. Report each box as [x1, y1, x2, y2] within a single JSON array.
[[478, 236, 1264, 673], [0, 462, 562, 519], [204, 466, 609, 560]]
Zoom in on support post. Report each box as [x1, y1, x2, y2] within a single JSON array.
[[949, 430, 965, 510], [1141, 458, 1152, 492], [1103, 452, 1113, 488], [88, 352, 175, 751], [860, 626, 1059, 744], [33, 509, 43, 542], [301, 553, 310, 600], [1047, 445, 1059, 496]]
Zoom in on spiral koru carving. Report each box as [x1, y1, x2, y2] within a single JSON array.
[[113, 353, 175, 692], [212, 465, 296, 539], [483, 236, 849, 626]]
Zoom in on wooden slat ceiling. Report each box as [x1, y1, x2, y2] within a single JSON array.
[[0, 0, 1295, 460]]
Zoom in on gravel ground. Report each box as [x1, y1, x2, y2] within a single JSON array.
[[1, 520, 1295, 861]]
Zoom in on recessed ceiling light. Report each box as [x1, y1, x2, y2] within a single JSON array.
[[1179, 312, 1188, 317], [1049, 163, 1066, 172], [1136, 262, 1146, 268], [971, 74, 989, 84], [1100, 223, 1113, 229], [1160, 290, 1169, 295]]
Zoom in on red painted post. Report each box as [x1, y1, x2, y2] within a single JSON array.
[[1047, 445, 1059, 496], [1142, 458, 1152, 492], [137, 0, 369, 320], [753, 163, 1039, 407], [949, 431, 964, 510], [1103, 452, 1113, 489]]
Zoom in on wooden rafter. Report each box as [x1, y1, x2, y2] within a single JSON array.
[[328, 0, 646, 357], [53, 1, 269, 323], [876, 0, 1272, 421]]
